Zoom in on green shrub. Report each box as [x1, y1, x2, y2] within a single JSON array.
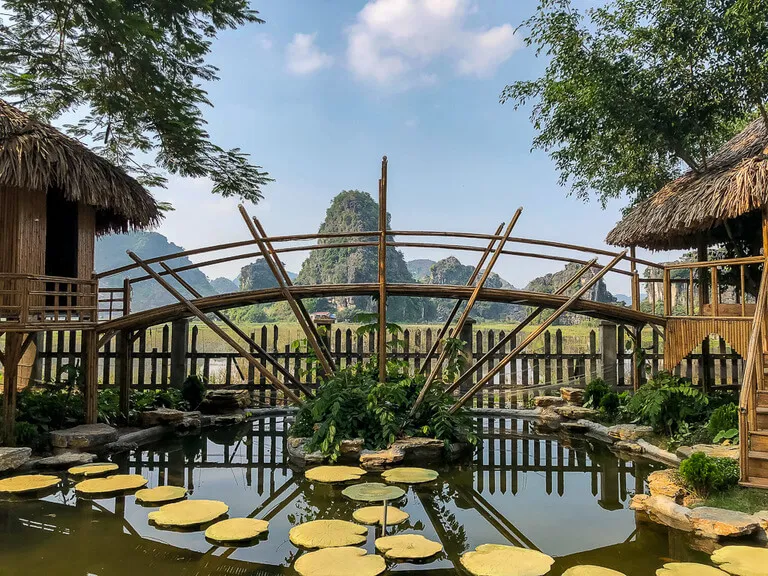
[[707, 403, 739, 444], [599, 391, 621, 416], [181, 374, 207, 409], [584, 378, 611, 409], [679, 452, 740, 496], [626, 371, 708, 435]]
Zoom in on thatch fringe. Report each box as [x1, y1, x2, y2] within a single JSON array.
[[0, 99, 160, 234], [606, 119, 768, 250]]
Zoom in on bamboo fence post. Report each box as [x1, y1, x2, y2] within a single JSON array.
[[83, 328, 99, 424], [630, 247, 640, 311], [448, 251, 627, 414], [126, 251, 303, 405], [418, 222, 505, 375], [411, 208, 523, 414], [378, 156, 388, 382]]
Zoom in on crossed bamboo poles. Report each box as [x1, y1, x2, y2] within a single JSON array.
[[127, 156, 629, 411]]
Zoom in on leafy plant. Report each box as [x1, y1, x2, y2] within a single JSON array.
[[708, 403, 740, 444], [181, 374, 207, 409], [599, 391, 621, 416], [626, 372, 708, 435], [584, 378, 611, 409], [679, 452, 740, 496]]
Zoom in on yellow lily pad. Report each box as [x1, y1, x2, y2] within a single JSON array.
[[657, 563, 728, 576], [67, 463, 118, 477], [294, 547, 386, 576], [135, 485, 187, 505], [342, 482, 405, 502], [711, 546, 768, 576], [381, 467, 439, 484], [460, 544, 555, 576], [375, 534, 443, 560], [289, 519, 367, 549], [148, 499, 229, 528], [75, 474, 147, 495], [205, 518, 269, 543], [353, 505, 409, 526], [0, 474, 60, 494], [305, 466, 366, 483], [563, 567, 627, 576]]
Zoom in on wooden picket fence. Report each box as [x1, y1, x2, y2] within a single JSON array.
[[28, 322, 745, 407]]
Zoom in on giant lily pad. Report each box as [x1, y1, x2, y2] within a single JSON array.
[[711, 546, 768, 576], [460, 544, 555, 576], [205, 518, 269, 543], [67, 463, 118, 477], [0, 474, 60, 494], [135, 485, 187, 505], [375, 534, 443, 560], [657, 563, 728, 576], [353, 505, 409, 526], [563, 567, 627, 576], [75, 474, 147, 495], [381, 467, 439, 484], [148, 499, 228, 528], [294, 547, 386, 576], [305, 466, 366, 483], [341, 482, 405, 503], [289, 519, 367, 549]]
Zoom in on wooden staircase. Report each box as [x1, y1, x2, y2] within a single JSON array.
[[740, 264, 768, 487]]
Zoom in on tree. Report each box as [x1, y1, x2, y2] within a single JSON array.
[[0, 0, 271, 202], [502, 0, 768, 208]]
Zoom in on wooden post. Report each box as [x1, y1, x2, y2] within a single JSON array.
[[458, 318, 475, 381], [632, 324, 645, 391], [600, 322, 618, 388], [701, 335, 712, 394], [123, 278, 131, 316], [170, 319, 189, 388], [711, 266, 719, 317], [116, 329, 131, 421], [83, 329, 99, 424], [698, 237, 708, 314], [2, 333, 22, 446], [663, 268, 672, 317], [378, 156, 388, 383], [630, 247, 640, 312]]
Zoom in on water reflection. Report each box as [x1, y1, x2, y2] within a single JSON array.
[[0, 416, 713, 575]]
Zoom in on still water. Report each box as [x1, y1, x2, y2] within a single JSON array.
[[0, 416, 717, 575]]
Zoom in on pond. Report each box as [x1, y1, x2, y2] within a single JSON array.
[[0, 416, 718, 575]]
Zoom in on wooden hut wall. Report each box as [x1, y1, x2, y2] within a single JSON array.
[[0, 186, 20, 274], [0, 186, 45, 275], [77, 204, 95, 279]]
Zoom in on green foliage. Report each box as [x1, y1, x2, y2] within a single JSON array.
[[679, 452, 740, 496], [181, 374, 207, 409], [584, 378, 611, 408], [599, 391, 621, 416], [708, 403, 740, 444], [626, 372, 708, 435], [0, 0, 271, 201]]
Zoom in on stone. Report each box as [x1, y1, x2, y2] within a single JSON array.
[[139, 408, 185, 427], [578, 420, 614, 443], [0, 447, 32, 473], [561, 422, 590, 434], [391, 437, 444, 462], [690, 507, 760, 539], [287, 437, 325, 465], [460, 544, 555, 576], [199, 389, 250, 414], [211, 411, 246, 426], [50, 424, 118, 450], [75, 474, 148, 495], [175, 411, 202, 434], [289, 519, 367, 549], [560, 387, 585, 404], [533, 395, 566, 408], [554, 405, 599, 420], [608, 424, 654, 442], [381, 467, 439, 484], [294, 547, 386, 576], [149, 499, 229, 528], [631, 495, 694, 532], [353, 506, 409, 526], [205, 518, 269, 543], [375, 534, 443, 559], [613, 441, 644, 454], [339, 439, 364, 457], [28, 452, 94, 470], [636, 439, 682, 466], [677, 444, 740, 461], [647, 469, 689, 503], [359, 446, 405, 470]]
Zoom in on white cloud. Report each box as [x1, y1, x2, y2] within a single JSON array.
[[286, 33, 334, 75], [257, 34, 273, 51], [346, 0, 520, 87]]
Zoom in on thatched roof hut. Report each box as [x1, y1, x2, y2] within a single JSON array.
[[606, 118, 768, 251], [0, 99, 160, 234]]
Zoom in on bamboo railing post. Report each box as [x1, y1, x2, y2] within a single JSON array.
[[83, 328, 99, 424], [158, 262, 312, 397], [663, 268, 672, 317], [448, 251, 627, 414], [741, 265, 747, 317], [711, 266, 719, 317], [411, 208, 524, 414], [630, 247, 640, 312], [378, 156, 388, 383], [237, 205, 334, 378], [2, 332, 22, 445], [126, 251, 303, 405], [418, 222, 506, 375], [689, 269, 695, 316]]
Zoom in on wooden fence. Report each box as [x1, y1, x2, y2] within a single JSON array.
[[28, 322, 745, 407]]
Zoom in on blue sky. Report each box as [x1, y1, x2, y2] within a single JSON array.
[[154, 0, 675, 295]]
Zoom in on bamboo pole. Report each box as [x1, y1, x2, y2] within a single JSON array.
[[446, 259, 596, 395], [378, 156, 388, 383], [411, 208, 524, 414], [237, 205, 334, 377], [418, 222, 506, 375], [126, 251, 303, 405], [448, 251, 627, 414], [158, 262, 312, 397]]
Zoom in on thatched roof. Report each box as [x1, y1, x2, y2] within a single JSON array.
[[606, 118, 768, 250], [0, 99, 160, 234]]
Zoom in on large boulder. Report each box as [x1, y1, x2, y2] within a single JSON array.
[[175, 411, 202, 435], [392, 437, 444, 462], [631, 495, 694, 532], [554, 405, 599, 420], [287, 437, 324, 465], [560, 387, 584, 405], [139, 408, 185, 428], [0, 447, 31, 473], [359, 446, 406, 470], [647, 469, 696, 505], [608, 424, 654, 442], [533, 396, 565, 408], [199, 389, 250, 414], [50, 424, 118, 450], [677, 444, 740, 461], [27, 452, 94, 471], [690, 507, 761, 539]]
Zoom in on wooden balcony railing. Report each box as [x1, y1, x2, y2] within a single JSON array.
[[0, 274, 98, 330]]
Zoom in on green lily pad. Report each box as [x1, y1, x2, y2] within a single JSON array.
[[341, 482, 405, 503]]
